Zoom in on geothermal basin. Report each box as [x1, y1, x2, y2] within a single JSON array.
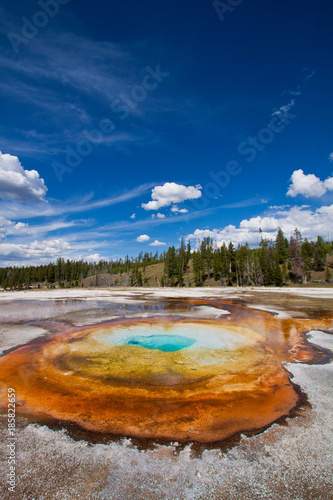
[[0, 290, 332, 443], [0, 287, 333, 500]]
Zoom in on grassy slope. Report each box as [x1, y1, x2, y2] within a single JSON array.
[[81, 255, 333, 288]]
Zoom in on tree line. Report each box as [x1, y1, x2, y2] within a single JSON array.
[[0, 251, 163, 290], [162, 228, 332, 287], [0, 228, 332, 289]]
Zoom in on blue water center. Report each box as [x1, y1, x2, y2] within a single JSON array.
[[127, 334, 195, 352]]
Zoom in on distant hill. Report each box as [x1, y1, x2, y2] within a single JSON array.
[[82, 255, 333, 288]]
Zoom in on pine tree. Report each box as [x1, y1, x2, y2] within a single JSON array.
[[213, 252, 221, 282], [137, 270, 143, 286], [282, 262, 289, 284], [259, 237, 274, 285], [186, 242, 191, 262], [289, 228, 305, 283], [325, 267, 332, 282], [301, 239, 313, 282], [227, 242, 236, 285], [178, 237, 188, 273], [178, 267, 184, 287], [275, 227, 289, 263], [192, 251, 203, 286], [273, 256, 284, 286], [313, 236, 326, 271], [164, 246, 178, 286]]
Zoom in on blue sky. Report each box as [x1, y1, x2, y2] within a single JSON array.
[[0, 0, 332, 265]]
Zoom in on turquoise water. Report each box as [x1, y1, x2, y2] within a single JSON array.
[[99, 323, 249, 351], [127, 334, 195, 352]]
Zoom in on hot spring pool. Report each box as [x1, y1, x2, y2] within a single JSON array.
[[127, 334, 195, 351], [99, 322, 250, 351]]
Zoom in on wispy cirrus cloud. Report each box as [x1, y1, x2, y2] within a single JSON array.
[[94, 196, 267, 236], [0, 32, 169, 160], [0, 182, 154, 220], [272, 99, 296, 119], [273, 69, 315, 122], [215, 197, 267, 209], [0, 33, 133, 120]]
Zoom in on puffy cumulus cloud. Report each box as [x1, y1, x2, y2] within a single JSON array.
[[149, 240, 166, 246], [329, 153, 333, 162], [186, 204, 333, 248], [0, 239, 73, 263], [239, 216, 279, 232], [142, 182, 201, 211], [0, 151, 47, 202], [0, 217, 30, 239], [187, 228, 220, 242], [85, 253, 101, 262], [136, 234, 150, 242], [171, 205, 189, 214], [324, 177, 333, 190], [287, 169, 333, 198], [151, 213, 166, 219], [130, 213, 136, 219]]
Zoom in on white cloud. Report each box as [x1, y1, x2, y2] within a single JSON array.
[[286, 169, 333, 198], [186, 204, 333, 247], [130, 213, 136, 219], [0, 151, 47, 202], [149, 240, 166, 246], [187, 229, 219, 243], [239, 216, 279, 232], [324, 177, 333, 190], [288, 89, 302, 97], [0, 239, 73, 262], [272, 99, 295, 119], [329, 153, 333, 162], [151, 213, 166, 219], [171, 205, 189, 214], [85, 253, 101, 262], [305, 70, 316, 81], [142, 182, 202, 211], [136, 234, 150, 242], [0, 217, 30, 239]]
